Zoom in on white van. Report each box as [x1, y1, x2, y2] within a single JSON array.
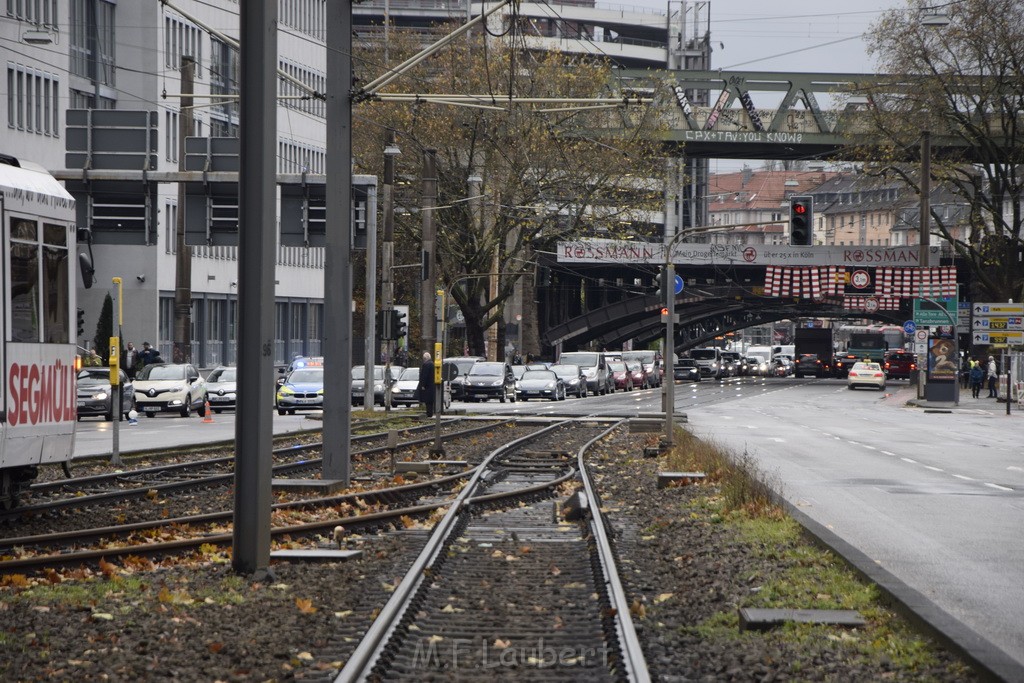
[[689, 347, 725, 380], [559, 351, 611, 395]]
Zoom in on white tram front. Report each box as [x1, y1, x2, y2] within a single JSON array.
[[0, 154, 78, 509]]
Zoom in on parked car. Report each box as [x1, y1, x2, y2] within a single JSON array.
[[444, 356, 485, 401], [351, 365, 402, 406], [76, 368, 135, 421], [622, 350, 662, 388], [205, 366, 237, 412], [608, 361, 632, 391], [464, 361, 517, 402], [549, 363, 587, 398], [884, 350, 917, 380], [134, 363, 207, 418], [847, 362, 886, 391], [517, 369, 565, 401], [276, 366, 325, 415], [673, 359, 701, 382], [391, 366, 452, 410], [626, 361, 649, 389]]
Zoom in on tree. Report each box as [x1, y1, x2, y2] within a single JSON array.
[[857, 0, 1024, 303], [93, 293, 113, 363], [353, 29, 668, 356]]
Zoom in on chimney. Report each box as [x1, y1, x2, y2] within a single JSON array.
[[741, 167, 752, 187]]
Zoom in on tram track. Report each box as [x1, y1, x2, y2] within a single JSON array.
[[338, 419, 649, 682]]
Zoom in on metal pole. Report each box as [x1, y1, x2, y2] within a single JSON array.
[[232, 0, 277, 578], [665, 262, 675, 449], [322, 0, 353, 483], [920, 130, 931, 269], [421, 149, 438, 354], [382, 131, 398, 413], [111, 277, 122, 465], [432, 291, 445, 457], [173, 56, 194, 364], [363, 189, 378, 412]]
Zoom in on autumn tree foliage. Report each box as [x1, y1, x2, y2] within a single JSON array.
[[857, 0, 1024, 303], [353, 28, 667, 356]]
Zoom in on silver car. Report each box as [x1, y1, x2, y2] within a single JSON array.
[[205, 366, 237, 413], [516, 369, 565, 401]]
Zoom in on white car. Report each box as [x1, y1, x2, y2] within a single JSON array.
[[134, 363, 208, 417], [847, 362, 886, 391], [391, 367, 452, 410]]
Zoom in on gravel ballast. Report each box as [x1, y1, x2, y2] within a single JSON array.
[[1, 426, 977, 681]]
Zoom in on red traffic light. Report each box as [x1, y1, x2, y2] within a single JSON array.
[[793, 203, 807, 215], [660, 307, 668, 315]]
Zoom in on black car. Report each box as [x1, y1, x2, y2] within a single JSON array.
[[464, 361, 517, 403], [77, 368, 135, 421], [444, 356, 484, 401], [673, 359, 701, 382], [795, 353, 829, 378]]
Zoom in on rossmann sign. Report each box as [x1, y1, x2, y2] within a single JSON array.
[[557, 239, 934, 267]]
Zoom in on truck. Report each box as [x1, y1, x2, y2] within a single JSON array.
[[834, 332, 888, 377], [793, 329, 834, 378]]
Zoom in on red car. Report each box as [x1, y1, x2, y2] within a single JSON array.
[[608, 361, 632, 391], [626, 361, 649, 389], [883, 350, 917, 380]]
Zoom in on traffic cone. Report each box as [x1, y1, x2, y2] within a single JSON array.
[[202, 400, 214, 423]]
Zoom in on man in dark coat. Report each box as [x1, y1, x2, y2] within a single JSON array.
[[417, 351, 436, 418]]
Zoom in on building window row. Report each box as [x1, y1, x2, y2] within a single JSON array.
[[6, 0, 58, 27], [279, 0, 325, 42], [164, 14, 203, 76], [278, 59, 325, 118], [210, 37, 239, 136], [6, 63, 59, 136], [278, 139, 325, 174]]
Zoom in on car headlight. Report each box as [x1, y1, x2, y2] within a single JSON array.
[[317, 388, 324, 395], [546, 382, 555, 389], [373, 383, 383, 391], [279, 387, 295, 395], [94, 391, 108, 400], [491, 379, 503, 386], [584, 369, 596, 378]]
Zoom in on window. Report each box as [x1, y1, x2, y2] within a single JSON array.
[[9, 217, 69, 343], [163, 15, 203, 77], [7, 0, 59, 28], [210, 38, 239, 137], [165, 110, 178, 162], [6, 64, 59, 136], [70, 0, 116, 88]]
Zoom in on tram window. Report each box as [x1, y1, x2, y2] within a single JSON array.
[[10, 239, 40, 343], [9, 218, 71, 344]]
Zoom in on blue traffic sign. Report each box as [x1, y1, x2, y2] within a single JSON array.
[[903, 320, 917, 335], [674, 274, 684, 295]]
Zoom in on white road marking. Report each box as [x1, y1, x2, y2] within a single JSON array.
[[901, 457, 918, 464], [924, 465, 944, 472], [862, 445, 877, 450], [984, 483, 1012, 491], [1009, 466, 1024, 472], [881, 451, 896, 456], [953, 474, 975, 481], [769, 437, 785, 442]]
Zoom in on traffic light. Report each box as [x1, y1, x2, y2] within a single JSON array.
[[789, 195, 813, 246], [654, 269, 666, 297], [377, 309, 389, 339], [77, 308, 85, 337], [391, 309, 407, 339], [660, 307, 669, 323]]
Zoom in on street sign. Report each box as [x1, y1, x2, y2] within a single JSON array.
[[913, 297, 958, 326], [973, 302, 1024, 316], [914, 329, 928, 343], [958, 301, 971, 327], [973, 317, 1023, 331], [674, 274, 684, 295], [902, 320, 917, 335], [972, 331, 1024, 345], [914, 342, 927, 354]]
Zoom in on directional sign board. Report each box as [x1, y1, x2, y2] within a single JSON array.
[[913, 297, 958, 326], [972, 331, 1024, 345], [973, 317, 1023, 331], [973, 302, 1024, 317]]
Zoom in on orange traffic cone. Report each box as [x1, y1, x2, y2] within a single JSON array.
[[202, 400, 214, 423]]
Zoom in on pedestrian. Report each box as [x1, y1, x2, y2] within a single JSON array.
[[960, 355, 971, 389], [122, 341, 139, 380], [138, 341, 158, 368], [417, 351, 436, 418], [987, 355, 999, 398], [969, 360, 984, 399], [84, 349, 103, 367]]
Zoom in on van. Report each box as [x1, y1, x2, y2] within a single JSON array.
[[558, 351, 611, 395], [689, 347, 725, 380]]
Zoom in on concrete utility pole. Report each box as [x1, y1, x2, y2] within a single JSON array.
[[232, 2, 277, 578], [382, 130, 399, 412], [421, 149, 438, 354], [173, 56, 194, 363]]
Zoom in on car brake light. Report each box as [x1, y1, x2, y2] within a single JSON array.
[[874, 372, 884, 377]]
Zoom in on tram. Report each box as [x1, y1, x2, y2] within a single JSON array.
[[0, 154, 79, 509]]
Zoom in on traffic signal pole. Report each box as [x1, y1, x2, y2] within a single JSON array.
[[664, 261, 675, 450]]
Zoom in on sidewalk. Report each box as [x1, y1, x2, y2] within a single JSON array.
[[894, 384, 1023, 416]]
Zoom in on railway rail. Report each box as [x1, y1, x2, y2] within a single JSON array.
[[338, 419, 649, 682]]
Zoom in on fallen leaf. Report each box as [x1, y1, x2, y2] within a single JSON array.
[[208, 642, 225, 654], [629, 599, 646, 618], [655, 593, 674, 604], [428, 635, 444, 644], [296, 598, 318, 614], [493, 638, 511, 649]]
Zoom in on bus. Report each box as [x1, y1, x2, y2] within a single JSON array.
[[1, 154, 79, 509], [835, 325, 906, 354]]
